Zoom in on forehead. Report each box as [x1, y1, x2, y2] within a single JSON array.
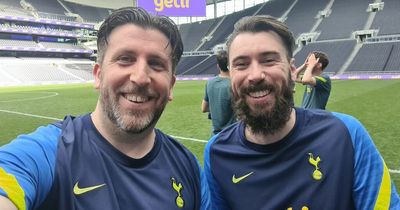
[[228, 31, 288, 61], [107, 24, 172, 59]]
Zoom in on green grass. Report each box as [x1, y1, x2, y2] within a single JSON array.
[[1, 80, 399, 192]]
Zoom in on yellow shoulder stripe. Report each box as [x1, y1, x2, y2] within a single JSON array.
[[314, 76, 327, 83], [374, 162, 391, 210], [0, 167, 26, 210]]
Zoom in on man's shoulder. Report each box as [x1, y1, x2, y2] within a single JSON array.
[[206, 122, 241, 148], [11, 114, 90, 150], [314, 74, 331, 83], [10, 124, 62, 148], [300, 109, 360, 132], [207, 76, 221, 84]]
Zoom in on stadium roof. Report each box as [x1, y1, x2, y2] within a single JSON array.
[[64, 0, 229, 9]]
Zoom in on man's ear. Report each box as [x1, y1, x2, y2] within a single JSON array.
[[168, 75, 176, 101], [93, 63, 101, 89]]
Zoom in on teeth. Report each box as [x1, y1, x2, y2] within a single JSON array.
[[249, 90, 270, 98], [125, 94, 148, 103]]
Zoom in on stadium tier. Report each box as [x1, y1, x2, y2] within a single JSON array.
[[0, 0, 400, 86]]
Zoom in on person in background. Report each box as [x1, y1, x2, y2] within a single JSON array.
[[0, 7, 210, 210], [204, 15, 399, 210], [294, 51, 331, 109], [201, 50, 236, 135]]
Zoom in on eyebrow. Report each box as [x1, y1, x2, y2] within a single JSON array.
[[259, 51, 281, 58], [114, 48, 170, 61], [231, 51, 281, 63], [231, 55, 249, 63]]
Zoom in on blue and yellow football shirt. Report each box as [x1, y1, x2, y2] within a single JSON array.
[[204, 108, 400, 210], [0, 114, 210, 210]]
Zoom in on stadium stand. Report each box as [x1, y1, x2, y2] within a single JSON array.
[[370, 0, 400, 36], [179, 18, 221, 51], [1, 62, 81, 83], [295, 40, 356, 74], [176, 55, 210, 75], [315, 0, 370, 40], [0, 0, 400, 87], [0, 2, 32, 18], [0, 0, 21, 8], [26, 0, 66, 15], [384, 42, 400, 72], [347, 42, 393, 72], [256, 0, 295, 18], [181, 55, 218, 76], [284, 0, 329, 39], [61, 63, 94, 80], [198, 4, 261, 51], [0, 0, 96, 86], [62, 1, 111, 23]]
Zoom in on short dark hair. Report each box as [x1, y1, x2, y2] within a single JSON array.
[[96, 7, 183, 73], [226, 15, 295, 60], [216, 50, 229, 72], [313, 51, 329, 70]]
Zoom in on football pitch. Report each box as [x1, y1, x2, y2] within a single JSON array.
[[0, 79, 399, 192]]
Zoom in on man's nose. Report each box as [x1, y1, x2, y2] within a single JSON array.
[[247, 63, 266, 83], [129, 60, 151, 86]]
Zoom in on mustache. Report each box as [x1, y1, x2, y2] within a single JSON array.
[[240, 81, 276, 96], [119, 85, 157, 97]]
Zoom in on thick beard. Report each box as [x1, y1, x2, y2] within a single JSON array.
[[100, 84, 167, 134], [233, 78, 294, 136]]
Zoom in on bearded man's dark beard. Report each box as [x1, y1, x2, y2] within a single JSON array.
[[233, 79, 294, 136]]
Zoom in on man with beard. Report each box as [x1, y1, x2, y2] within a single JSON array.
[[203, 15, 399, 210], [0, 7, 210, 210]]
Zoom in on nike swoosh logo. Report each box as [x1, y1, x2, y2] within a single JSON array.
[[73, 182, 106, 195], [232, 172, 254, 184]]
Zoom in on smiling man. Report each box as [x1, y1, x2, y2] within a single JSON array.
[[0, 7, 209, 210], [203, 15, 399, 210]]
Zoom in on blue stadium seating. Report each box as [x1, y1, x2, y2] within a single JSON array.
[[1, 0, 400, 83], [371, 0, 400, 35]]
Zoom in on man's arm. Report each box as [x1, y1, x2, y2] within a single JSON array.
[[294, 62, 306, 83], [0, 196, 17, 210], [301, 54, 319, 86], [0, 125, 60, 210], [333, 113, 400, 209], [294, 54, 310, 83], [201, 100, 209, 113]]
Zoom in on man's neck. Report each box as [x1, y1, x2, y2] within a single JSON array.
[[91, 105, 156, 159], [245, 108, 296, 145], [219, 71, 230, 78], [313, 68, 323, 77]]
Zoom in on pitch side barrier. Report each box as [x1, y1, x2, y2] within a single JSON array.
[[176, 73, 400, 81]]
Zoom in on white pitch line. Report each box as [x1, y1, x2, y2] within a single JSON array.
[[389, 169, 400, 174], [2, 108, 400, 174], [0, 109, 62, 121], [0, 91, 59, 103], [170, 135, 208, 143]]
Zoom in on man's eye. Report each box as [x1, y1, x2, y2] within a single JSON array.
[[117, 56, 133, 64], [233, 62, 248, 70], [149, 60, 166, 71], [262, 59, 277, 65]]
